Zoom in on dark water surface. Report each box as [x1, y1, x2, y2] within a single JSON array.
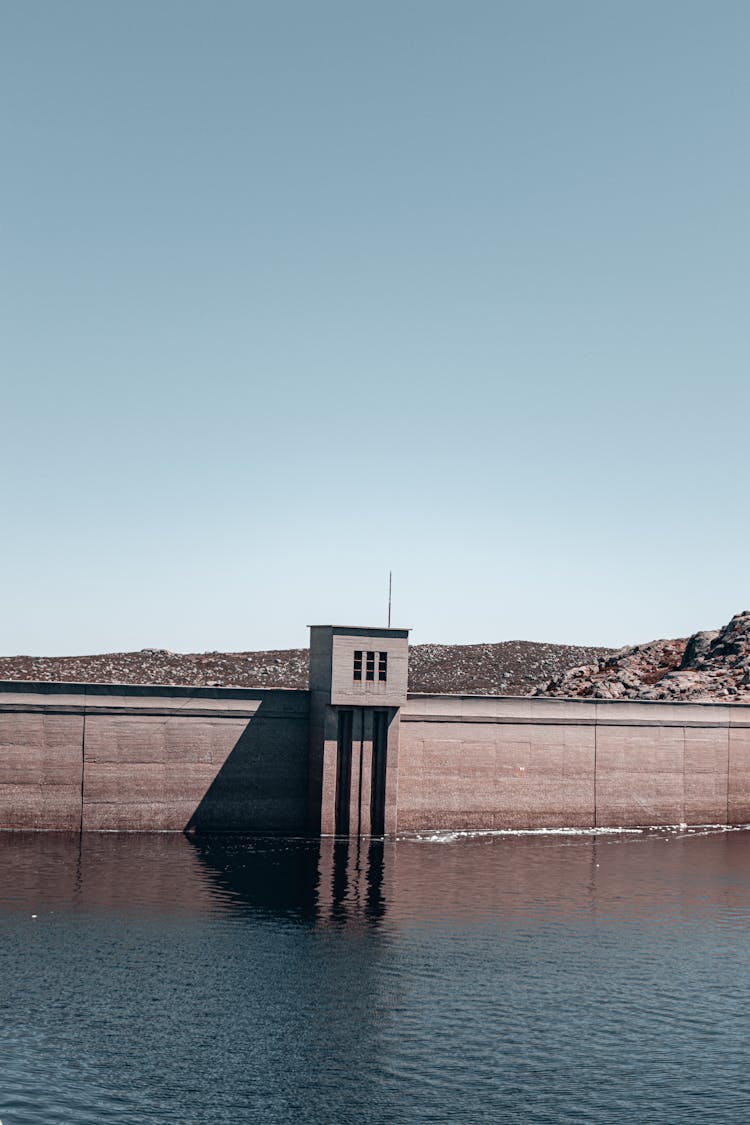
[[1, 827, 750, 1124]]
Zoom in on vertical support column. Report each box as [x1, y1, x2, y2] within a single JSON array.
[[383, 708, 400, 836], [309, 701, 340, 835], [321, 706, 340, 836], [334, 710, 353, 836], [312, 703, 400, 837], [370, 710, 388, 836], [346, 709, 374, 838], [359, 709, 374, 838], [347, 709, 362, 837]]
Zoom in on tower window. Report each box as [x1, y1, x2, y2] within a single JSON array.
[[353, 651, 362, 680], [378, 652, 388, 681], [366, 651, 375, 681]]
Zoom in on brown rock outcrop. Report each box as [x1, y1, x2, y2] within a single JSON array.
[[536, 611, 750, 702]]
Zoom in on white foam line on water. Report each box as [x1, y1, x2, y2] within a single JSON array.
[[402, 823, 750, 843], [405, 827, 643, 843]]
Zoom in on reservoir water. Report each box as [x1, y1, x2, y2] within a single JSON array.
[[1, 827, 749, 1124]]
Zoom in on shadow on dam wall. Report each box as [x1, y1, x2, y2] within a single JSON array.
[[0, 682, 312, 832], [181, 697, 310, 835]]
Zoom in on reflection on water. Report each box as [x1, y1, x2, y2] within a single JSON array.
[[1, 828, 750, 1122]]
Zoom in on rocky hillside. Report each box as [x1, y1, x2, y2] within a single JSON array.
[[0, 648, 311, 691], [0, 640, 612, 695], [7, 613, 750, 700], [536, 611, 750, 702], [408, 641, 612, 695]]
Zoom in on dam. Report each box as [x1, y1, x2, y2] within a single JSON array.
[[1, 622, 749, 833]]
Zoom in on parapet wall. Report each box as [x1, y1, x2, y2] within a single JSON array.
[[2, 681, 750, 832]]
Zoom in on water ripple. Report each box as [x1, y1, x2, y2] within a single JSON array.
[[0, 828, 750, 1122]]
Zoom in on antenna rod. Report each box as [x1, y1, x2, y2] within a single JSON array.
[[387, 571, 392, 628]]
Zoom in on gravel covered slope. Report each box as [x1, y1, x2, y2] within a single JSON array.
[[0, 639, 614, 695], [408, 641, 613, 694], [4, 614, 748, 700], [0, 648, 311, 690]]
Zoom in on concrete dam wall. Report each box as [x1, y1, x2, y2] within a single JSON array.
[[1, 672, 750, 833], [399, 695, 750, 831], [0, 682, 309, 833]]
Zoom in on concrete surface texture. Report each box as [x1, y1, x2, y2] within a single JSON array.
[[399, 695, 750, 830], [0, 682, 309, 832], [1, 627, 750, 833]]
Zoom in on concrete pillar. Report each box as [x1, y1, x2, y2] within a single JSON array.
[[354, 709, 374, 838], [383, 708, 400, 836]]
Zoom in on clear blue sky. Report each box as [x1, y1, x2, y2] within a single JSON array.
[[2, 1, 749, 655]]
